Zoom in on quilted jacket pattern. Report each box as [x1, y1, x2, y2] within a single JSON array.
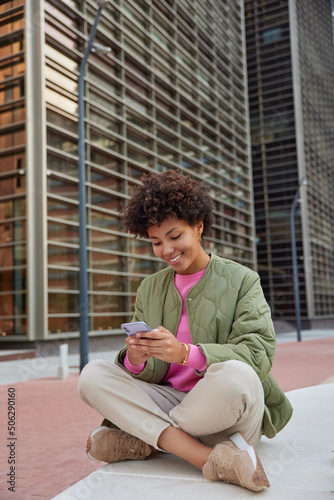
[[115, 253, 293, 438]]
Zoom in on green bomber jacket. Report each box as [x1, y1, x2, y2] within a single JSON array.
[[115, 253, 293, 438]]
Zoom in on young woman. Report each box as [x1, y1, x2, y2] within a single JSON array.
[[78, 169, 292, 492]]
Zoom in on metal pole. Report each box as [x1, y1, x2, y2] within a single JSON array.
[[290, 179, 306, 342], [78, 5, 105, 371]]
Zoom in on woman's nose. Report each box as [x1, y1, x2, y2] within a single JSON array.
[[162, 242, 174, 256]]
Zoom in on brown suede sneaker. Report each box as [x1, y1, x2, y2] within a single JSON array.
[[202, 433, 270, 492], [86, 426, 152, 463]]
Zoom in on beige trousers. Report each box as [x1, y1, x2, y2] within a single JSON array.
[[78, 359, 264, 449]]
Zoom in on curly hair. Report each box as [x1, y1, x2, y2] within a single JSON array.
[[121, 169, 215, 238]]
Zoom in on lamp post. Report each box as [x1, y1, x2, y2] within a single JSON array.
[[78, 1, 109, 371], [290, 178, 307, 342]]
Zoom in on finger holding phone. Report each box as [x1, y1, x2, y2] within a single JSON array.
[[122, 322, 185, 365]]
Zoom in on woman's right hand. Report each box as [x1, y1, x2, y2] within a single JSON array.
[[125, 333, 152, 365]]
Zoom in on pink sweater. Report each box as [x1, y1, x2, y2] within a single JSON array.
[[124, 269, 207, 391]]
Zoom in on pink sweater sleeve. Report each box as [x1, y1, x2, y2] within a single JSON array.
[[186, 344, 207, 371], [124, 351, 146, 374]]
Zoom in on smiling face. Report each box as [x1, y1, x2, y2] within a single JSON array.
[[147, 217, 210, 275]]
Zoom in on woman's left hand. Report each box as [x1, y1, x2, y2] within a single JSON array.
[[127, 326, 187, 364]]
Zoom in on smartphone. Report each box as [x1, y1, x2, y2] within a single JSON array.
[[120, 321, 151, 336]]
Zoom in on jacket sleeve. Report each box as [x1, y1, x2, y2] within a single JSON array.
[[197, 272, 276, 381]]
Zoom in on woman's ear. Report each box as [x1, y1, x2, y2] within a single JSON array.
[[196, 221, 204, 233]]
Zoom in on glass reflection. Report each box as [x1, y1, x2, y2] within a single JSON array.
[[91, 251, 121, 272], [48, 245, 79, 267], [48, 316, 79, 334], [93, 315, 128, 331], [90, 229, 120, 251], [92, 294, 125, 313], [90, 210, 122, 231], [48, 221, 79, 244], [48, 292, 79, 314], [92, 272, 124, 293], [47, 199, 78, 222], [48, 268, 79, 290], [47, 176, 78, 200]]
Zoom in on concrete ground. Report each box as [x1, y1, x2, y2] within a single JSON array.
[[52, 383, 334, 500], [0, 329, 333, 500]]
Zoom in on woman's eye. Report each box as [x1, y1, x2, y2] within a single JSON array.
[[153, 242, 161, 246], [171, 234, 180, 240]]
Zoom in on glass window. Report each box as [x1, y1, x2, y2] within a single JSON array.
[[125, 92, 150, 115], [128, 257, 153, 274], [90, 170, 124, 193], [0, 198, 25, 219], [46, 108, 77, 133], [47, 129, 78, 154], [48, 316, 79, 334], [47, 176, 78, 200], [47, 199, 78, 222], [156, 112, 177, 130], [157, 145, 177, 162], [153, 61, 175, 85], [0, 219, 26, 243], [89, 108, 120, 134], [48, 220, 79, 244], [47, 152, 78, 178], [127, 111, 152, 131], [0, 292, 26, 315], [263, 27, 283, 44], [122, 2, 148, 29], [88, 90, 121, 114], [90, 190, 121, 213], [90, 229, 122, 251], [48, 292, 79, 314], [90, 210, 122, 231], [0, 317, 27, 336], [127, 130, 151, 149], [92, 293, 126, 314], [128, 238, 152, 256], [91, 251, 123, 272], [157, 129, 177, 146], [92, 272, 125, 293], [127, 147, 154, 166], [48, 245, 79, 267], [124, 18, 148, 46], [0, 264, 26, 291], [90, 150, 122, 172], [93, 315, 128, 332], [90, 127, 120, 153], [48, 268, 79, 291], [0, 78, 24, 104], [89, 69, 119, 95], [124, 37, 149, 64]]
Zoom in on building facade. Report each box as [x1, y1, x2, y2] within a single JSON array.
[[0, 0, 255, 342], [245, 0, 334, 326]]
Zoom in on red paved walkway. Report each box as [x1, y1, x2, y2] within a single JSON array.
[[0, 336, 333, 500]]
